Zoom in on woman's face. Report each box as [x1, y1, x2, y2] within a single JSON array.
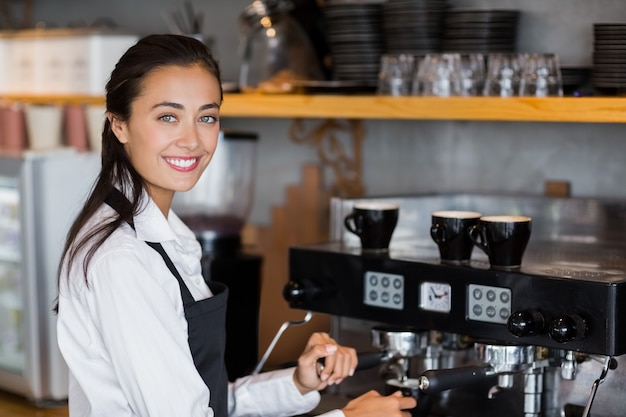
[[110, 63, 222, 213]]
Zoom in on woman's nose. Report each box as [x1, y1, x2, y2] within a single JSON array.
[[176, 124, 201, 149]]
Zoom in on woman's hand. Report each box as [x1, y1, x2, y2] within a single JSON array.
[[292, 332, 357, 395], [342, 390, 417, 417]]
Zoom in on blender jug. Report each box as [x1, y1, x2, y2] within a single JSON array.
[[238, 0, 323, 92], [173, 129, 258, 251]]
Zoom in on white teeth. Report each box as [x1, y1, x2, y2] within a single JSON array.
[[166, 158, 197, 168]]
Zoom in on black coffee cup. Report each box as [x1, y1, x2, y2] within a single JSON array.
[[468, 215, 532, 270], [344, 203, 399, 252], [430, 210, 481, 264]]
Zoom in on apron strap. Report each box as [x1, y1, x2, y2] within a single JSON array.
[[104, 188, 195, 305], [144, 241, 196, 306]]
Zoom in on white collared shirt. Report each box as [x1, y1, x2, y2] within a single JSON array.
[[57, 192, 342, 417]]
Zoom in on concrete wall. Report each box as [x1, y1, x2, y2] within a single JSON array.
[[32, 1, 626, 224]]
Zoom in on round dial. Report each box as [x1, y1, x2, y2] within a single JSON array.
[[420, 282, 452, 313]]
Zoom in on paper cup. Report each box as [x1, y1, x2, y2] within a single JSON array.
[[25, 104, 63, 150], [86, 105, 106, 154]]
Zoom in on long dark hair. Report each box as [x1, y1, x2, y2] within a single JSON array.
[[55, 34, 223, 311]]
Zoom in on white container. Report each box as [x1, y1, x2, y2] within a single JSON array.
[[85, 104, 106, 153], [7, 35, 39, 94], [7, 29, 138, 95], [65, 31, 138, 95], [0, 34, 12, 94], [24, 104, 63, 150]]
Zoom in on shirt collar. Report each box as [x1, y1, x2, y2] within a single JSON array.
[[132, 195, 176, 243]]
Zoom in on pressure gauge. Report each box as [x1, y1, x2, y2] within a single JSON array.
[[420, 282, 452, 313]]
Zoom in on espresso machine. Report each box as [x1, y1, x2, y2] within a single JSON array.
[[285, 193, 626, 416], [173, 129, 262, 381]]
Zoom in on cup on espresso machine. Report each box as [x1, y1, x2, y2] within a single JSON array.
[[468, 215, 532, 270], [344, 202, 399, 252], [430, 210, 481, 265]]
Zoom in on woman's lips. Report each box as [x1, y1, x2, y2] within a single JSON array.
[[164, 157, 199, 172]]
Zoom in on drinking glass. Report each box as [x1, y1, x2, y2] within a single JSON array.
[[459, 53, 485, 96], [413, 53, 462, 97], [377, 54, 416, 96], [483, 53, 525, 97], [519, 53, 563, 97]]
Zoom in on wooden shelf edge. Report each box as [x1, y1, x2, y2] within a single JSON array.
[[3, 94, 626, 123], [221, 94, 626, 123], [1, 95, 105, 106]]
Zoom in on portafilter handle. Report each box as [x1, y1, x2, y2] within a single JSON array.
[[418, 365, 495, 394], [316, 351, 388, 375]]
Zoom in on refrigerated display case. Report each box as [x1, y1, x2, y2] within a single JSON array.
[[0, 148, 99, 405]]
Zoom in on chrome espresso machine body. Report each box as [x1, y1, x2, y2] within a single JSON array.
[[285, 194, 626, 417]]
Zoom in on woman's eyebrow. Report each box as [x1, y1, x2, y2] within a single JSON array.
[[151, 102, 220, 110], [152, 101, 183, 110], [200, 102, 220, 111]]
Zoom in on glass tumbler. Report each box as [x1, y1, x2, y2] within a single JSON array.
[[413, 53, 462, 97], [483, 53, 525, 97], [459, 53, 485, 96], [519, 53, 563, 97], [377, 54, 415, 96]]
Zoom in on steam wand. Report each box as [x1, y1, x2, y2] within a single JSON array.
[[253, 311, 314, 375], [581, 355, 617, 417]]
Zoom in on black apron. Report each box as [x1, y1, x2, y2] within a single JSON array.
[[106, 190, 229, 416]]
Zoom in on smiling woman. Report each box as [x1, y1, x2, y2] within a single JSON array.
[[53, 33, 415, 417]]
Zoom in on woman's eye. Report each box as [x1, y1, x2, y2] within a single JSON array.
[[159, 114, 176, 123], [199, 115, 218, 124]]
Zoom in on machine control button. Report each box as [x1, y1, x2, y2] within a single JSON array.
[[468, 284, 511, 324], [364, 271, 404, 310], [473, 304, 483, 316], [507, 310, 545, 337], [393, 293, 402, 305], [369, 275, 379, 286], [549, 314, 588, 343]]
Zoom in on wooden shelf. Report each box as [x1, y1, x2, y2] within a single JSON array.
[[221, 94, 626, 123], [6, 94, 626, 123], [1, 95, 105, 106]]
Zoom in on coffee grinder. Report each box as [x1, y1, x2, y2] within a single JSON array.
[[173, 129, 262, 381]]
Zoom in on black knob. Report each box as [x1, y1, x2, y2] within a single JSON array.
[[549, 314, 588, 343], [283, 281, 306, 303], [507, 310, 545, 337], [283, 280, 322, 305]]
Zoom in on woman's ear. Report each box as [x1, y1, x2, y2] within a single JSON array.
[[108, 113, 128, 144]]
